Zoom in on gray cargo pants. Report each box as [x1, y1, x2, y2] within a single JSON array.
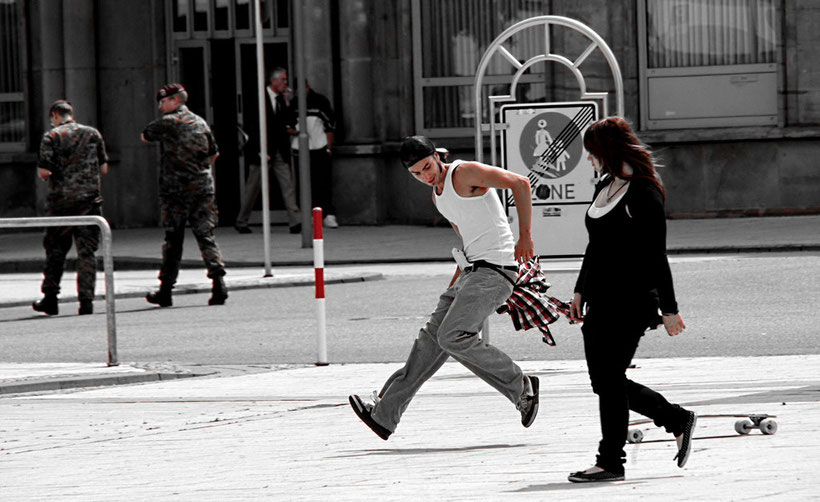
[[371, 266, 526, 433]]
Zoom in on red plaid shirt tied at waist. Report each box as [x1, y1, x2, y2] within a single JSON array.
[[495, 258, 574, 346]]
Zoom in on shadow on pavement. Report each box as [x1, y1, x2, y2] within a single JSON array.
[[335, 443, 528, 458], [510, 475, 686, 493]]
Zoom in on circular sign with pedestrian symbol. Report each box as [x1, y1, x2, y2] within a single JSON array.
[[518, 112, 584, 180]]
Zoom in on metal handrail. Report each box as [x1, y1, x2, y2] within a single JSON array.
[[0, 216, 118, 366]]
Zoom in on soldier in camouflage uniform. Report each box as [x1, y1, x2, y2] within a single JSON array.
[[141, 83, 227, 307], [33, 100, 109, 316]]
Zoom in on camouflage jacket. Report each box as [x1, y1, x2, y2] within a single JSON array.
[[142, 105, 218, 197], [37, 120, 108, 209]]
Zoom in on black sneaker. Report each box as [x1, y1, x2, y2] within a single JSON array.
[[568, 467, 624, 483], [674, 410, 697, 468], [349, 394, 391, 440], [517, 375, 540, 427], [234, 224, 252, 234]]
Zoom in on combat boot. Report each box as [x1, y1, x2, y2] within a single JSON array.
[[209, 276, 228, 306], [32, 294, 59, 316], [146, 284, 173, 307], [78, 299, 93, 315]]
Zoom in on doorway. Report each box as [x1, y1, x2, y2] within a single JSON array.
[[209, 40, 240, 223], [235, 40, 290, 225], [170, 39, 291, 226], [172, 40, 242, 223], [165, 0, 292, 227], [175, 41, 211, 122]]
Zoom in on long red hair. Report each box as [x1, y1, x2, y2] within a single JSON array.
[[582, 117, 665, 198]]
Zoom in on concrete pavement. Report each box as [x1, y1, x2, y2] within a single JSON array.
[[1, 355, 818, 500]]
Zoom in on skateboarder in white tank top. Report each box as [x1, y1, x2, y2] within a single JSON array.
[[349, 135, 541, 440]]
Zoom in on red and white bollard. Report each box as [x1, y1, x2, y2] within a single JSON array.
[[313, 207, 329, 366]]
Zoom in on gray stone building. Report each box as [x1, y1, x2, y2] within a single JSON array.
[[1, 0, 817, 227]]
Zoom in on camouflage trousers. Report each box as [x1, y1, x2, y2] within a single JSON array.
[[159, 192, 225, 287], [41, 204, 101, 300]]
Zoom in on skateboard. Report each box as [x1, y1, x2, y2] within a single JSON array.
[[626, 414, 778, 443]]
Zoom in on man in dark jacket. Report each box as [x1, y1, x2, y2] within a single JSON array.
[[33, 100, 109, 316], [234, 67, 301, 234], [141, 83, 227, 307]]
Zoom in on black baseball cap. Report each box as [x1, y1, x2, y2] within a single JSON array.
[[400, 135, 436, 168]]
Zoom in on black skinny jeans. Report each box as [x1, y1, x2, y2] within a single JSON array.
[[581, 305, 689, 474]]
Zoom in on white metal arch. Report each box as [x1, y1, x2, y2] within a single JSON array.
[[473, 15, 624, 163]]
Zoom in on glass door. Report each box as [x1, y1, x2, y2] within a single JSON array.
[[173, 40, 212, 123]]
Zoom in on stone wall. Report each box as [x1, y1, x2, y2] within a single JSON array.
[[95, 0, 167, 227], [656, 138, 820, 217], [4, 0, 166, 226]]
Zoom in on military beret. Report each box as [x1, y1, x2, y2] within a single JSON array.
[[156, 83, 185, 102]]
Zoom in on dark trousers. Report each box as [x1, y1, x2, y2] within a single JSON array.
[[293, 148, 335, 215], [581, 305, 689, 473], [41, 204, 101, 301], [159, 192, 225, 287]]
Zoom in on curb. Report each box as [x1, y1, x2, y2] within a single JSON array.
[[0, 257, 463, 273], [1, 244, 818, 274], [0, 368, 215, 395], [667, 244, 820, 254], [0, 271, 384, 309]]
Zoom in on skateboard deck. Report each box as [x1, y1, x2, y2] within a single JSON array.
[[627, 414, 777, 443]]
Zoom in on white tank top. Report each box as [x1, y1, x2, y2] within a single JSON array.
[[433, 160, 517, 266]]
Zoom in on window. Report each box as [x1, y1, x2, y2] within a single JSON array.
[[412, 0, 551, 138], [172, 0, 189, 35], [214, 0, 230, 32], [170, 0, 288, 39], [0, 0, 26, 152], [638, 0, 779, 130]]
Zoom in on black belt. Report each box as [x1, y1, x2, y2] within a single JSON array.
[[465, 260, 519, 273]]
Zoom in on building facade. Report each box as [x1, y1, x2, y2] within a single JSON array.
[[1, 0, 818, 227]]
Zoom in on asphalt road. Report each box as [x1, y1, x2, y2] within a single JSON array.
[[1, 253, 818, 364]]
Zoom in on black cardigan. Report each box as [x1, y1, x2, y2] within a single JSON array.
[[574, 176, 678, 317]]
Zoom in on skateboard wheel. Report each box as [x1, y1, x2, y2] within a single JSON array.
[[760, 419, 778, 435], [627, 429, 644, 443], [735, 419, 753, 435]]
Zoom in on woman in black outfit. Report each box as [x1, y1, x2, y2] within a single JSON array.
[[568, 117, 697, 483]]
